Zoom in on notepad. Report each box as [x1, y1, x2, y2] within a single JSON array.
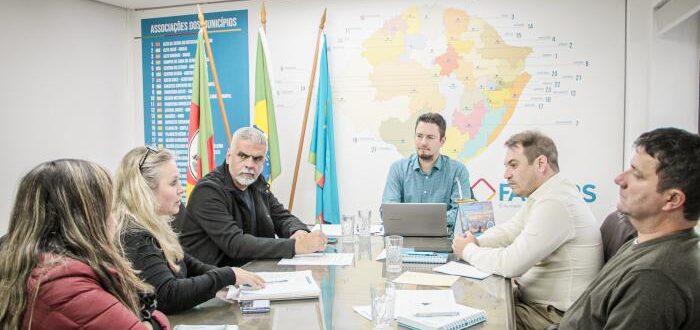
[[397, 304, 487, 330], [392, 271, 459, 287], [226, 270, 320, 301], [432, 261, 492, 280]]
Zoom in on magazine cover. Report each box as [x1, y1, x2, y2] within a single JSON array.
[[457, 200, 496, 236]]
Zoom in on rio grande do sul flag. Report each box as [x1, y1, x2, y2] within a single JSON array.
[[186, 31, 215, 199]]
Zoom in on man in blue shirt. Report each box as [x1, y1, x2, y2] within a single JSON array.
[[382, 112, 472, 234]]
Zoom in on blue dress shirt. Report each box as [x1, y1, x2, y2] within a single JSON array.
[[382, 154, 472, 234]]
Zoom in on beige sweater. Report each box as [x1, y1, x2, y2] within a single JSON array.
[[461, 174, 603, 311]]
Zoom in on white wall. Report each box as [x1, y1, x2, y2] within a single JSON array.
[[1, 0, 699, 234], [0, 0, 137, 234], [625, 0, 699, 167]]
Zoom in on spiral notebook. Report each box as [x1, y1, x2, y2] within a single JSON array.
[[403, 249, 449, 264], [397, 304, 487, 330], [376, 248, 449, 264]]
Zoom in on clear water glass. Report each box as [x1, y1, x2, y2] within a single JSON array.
[[371, 281, 395, 329], [385, 235, 403, 273], [341, 214, 356, 243], [357, 209, 371, 236]]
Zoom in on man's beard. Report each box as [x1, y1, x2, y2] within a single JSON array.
[[235, 173, 258, 187], [418, 153, 435, 161]]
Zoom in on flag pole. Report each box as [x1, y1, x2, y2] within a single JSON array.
[[261, 2, 267, 33], [288, 8, 326, 211], [259, 1, 271, 188], [197, 4, 232, 144]]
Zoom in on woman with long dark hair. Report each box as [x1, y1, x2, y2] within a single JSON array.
[[0, 159, 169, 329]]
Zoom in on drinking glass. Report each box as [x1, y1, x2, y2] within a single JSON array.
[[341, 214, 356, 243], [370, 281, 395, 329], [357, 209, 371, 237], [384, 235, 403, 273]]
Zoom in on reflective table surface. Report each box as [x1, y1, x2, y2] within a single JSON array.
[[169, 235, 515, 329]]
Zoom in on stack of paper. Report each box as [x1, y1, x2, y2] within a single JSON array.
[[392, 271, 459, 287], [226, 270, 320, 301], [278, 253, 354, 266], [311, 224, 342, 236], [353, 289, 487, 329], [353, 289, 456, 320], [311, 224, 384, 236], [432, 261, 492, 280]]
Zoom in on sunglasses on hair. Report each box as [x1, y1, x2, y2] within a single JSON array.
[[139, 145, 160, 172]]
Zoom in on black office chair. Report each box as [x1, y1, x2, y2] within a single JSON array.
[[600, 211, 637, 263]]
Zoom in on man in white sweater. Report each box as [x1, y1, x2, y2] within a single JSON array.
[[452, 131, 603, 330]]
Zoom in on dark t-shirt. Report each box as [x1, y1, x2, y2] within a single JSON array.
[[559, 228, 700, 330], [239, 188, 257, 233]]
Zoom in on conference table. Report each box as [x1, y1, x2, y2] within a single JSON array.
[[169, 235, 516, 329]]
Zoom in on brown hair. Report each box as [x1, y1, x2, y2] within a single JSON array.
[[635, 127, 700, 220], [415, 112, 447, 138], [505, 131, 560, 172], [0, 159, 152, 329]]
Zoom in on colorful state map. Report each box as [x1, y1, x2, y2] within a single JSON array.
[[361, 5, 532, 161]]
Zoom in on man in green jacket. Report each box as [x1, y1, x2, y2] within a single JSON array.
[[559, 127, 700, 329]]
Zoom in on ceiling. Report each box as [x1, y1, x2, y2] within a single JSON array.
[[93, 0, 243, 10]]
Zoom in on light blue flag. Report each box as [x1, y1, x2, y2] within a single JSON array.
[[308, 34, 340, 224]]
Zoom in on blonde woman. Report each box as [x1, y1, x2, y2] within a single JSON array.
[[0, 159, 169, 329], [114, 146, 264, 314]]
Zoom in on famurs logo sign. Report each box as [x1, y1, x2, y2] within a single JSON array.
[[471, 178, 597, 203]]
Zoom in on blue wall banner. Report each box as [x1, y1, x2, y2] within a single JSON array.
[[141, 10, 249, 193]]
